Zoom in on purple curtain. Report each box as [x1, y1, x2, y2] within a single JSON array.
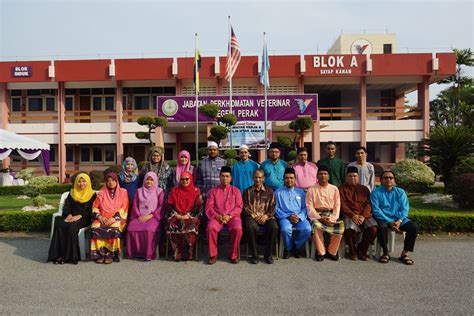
[[0, 148, 50, 175]]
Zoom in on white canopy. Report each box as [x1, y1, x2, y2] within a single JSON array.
[[0, 129, 50, 151]]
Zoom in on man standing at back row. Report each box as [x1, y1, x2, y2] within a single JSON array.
[[347, 146, 375, 192], [317, 141, 345, 187], [260, 143, 288, 190]]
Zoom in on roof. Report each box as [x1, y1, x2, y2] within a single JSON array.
[[0, 129, 50, 150]]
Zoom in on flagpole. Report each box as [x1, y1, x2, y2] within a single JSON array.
[[194, 33, 199, 165], [228, 16, 233, 150], [263, 32, 268, 151]]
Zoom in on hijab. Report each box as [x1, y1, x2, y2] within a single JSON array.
[[70, 173, 95, 203], [137, 172, 162, 215], [168, 171, 200, 215], [175, 150, 191, 184], [119, 157, 138, 183], [97, 173, 123, 217], [146, 146, 169, 176]]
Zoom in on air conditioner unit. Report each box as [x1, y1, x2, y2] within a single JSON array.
[[300, 55, 306, 74], [172, 58, 178, 77], [48, 65, 55, 78], [432, 57, 439, 71], [214, 56, 220, 76], [109, 62, 115, 77]]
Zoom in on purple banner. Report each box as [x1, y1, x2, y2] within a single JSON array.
[[11, 66, 32, 78], [157, 94, 318, 122]]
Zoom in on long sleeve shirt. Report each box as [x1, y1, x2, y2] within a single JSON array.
[[242, 185, 275, 219], [205, 184, 243, 220], [370, 186, 410, 225], [130, 190, 165, 221], [195, 156, 227, 199], [347, 161, 375, 192], [317, 157, 345, 187], [306, 183, 340, 223], [260, 159, 288, 190], [339, 183, 372, 219], [274, 186, 307, 221], [232, 159, 259, 194], [293, 161, 318, 190]]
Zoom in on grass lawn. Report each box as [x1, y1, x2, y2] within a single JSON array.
[[0, 194, 61, 212], [409, 195, 474, 217]]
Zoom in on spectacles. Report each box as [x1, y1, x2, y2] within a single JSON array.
[[382, 176, 394, 180], [181, 178, 190, 181]]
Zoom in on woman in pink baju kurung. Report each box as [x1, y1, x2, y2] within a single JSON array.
[[126, 172, 164, 261]]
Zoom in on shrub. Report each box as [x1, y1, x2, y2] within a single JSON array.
[[286, 150, 297, 163], [0, 184, 71, 196], [453, 156, 474, 175], [373, 163, 385, 177], [32, 196, 47, 207], [16, 168, 35, 182], [138, 161, 148, 170], [0, 210, 55, 231], [167, 160, 177, 167], [223, 150, 237, 160], [103, 165, 123, 177], [450, 173, 474, 208], [276, 136, 292, 148], [408, 215, 474, 232], [391, 159, 435, 193], [198, 147, 209, 159], [89, 170, 103, 190]]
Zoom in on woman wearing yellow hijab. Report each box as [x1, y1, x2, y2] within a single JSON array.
[[48, 173, 96, 264]]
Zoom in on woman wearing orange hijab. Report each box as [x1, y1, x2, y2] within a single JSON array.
[[90, 173, 129, 264], [167, 171, 203, 261]]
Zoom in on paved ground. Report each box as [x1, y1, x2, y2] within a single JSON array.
[[0, 233, 472, 315]]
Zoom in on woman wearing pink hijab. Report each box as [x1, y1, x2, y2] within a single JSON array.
[[126, 172, 165, 261], [171, 150, 194, 187]]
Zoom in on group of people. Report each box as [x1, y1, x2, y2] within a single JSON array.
[[48, 141, 418, 266]]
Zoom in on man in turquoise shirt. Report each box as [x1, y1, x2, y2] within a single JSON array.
[[260, 143, 288, 190], [370, 170, 418, 265], [232, 144, 259, 194]]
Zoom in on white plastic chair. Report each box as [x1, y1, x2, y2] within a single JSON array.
[[278, 229, 310, 258], [375, 230, 406, 258], [50, 191, 90, 261]]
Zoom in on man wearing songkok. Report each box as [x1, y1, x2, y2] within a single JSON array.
[[347, 146, 375, 192], [195, 141, 228, 200], [371, 170, 418, 265], [293, 147, 318, 191], [232, 144, 259, 194], [274, 167, 311, 259], [317, 141, 345, 187], [306, 165, 344, 261], [205, 166, 243, 264], [242, 170, 278, 264], [260, 143, 288, 190], [340, 166, 378, 260]]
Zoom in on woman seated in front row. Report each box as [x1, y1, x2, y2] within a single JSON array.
[[90, 173, 129, 264], [126, 172, 164, 261], [167, 171, 203, 261], [48, 173, 96, 264]]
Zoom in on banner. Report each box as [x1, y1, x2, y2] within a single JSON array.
[[219, 121, 271, 149], [157, 94, 318, 122]]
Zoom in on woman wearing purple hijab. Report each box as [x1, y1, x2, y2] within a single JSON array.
[[126, 172, 165, 261]]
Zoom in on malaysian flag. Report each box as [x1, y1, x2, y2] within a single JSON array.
[[225, 26, 241, 81], [193, 45, 201, 94]]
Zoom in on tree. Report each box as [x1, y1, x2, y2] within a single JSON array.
[[135, 116, 168, 145], [288, 117, 313, 149], [420, 125, 474, 192]]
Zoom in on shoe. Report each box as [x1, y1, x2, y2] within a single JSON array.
[[326, 253, 339, 261], [264, 256, 274, 264], [283, 250, 292, 259], [249, 257, 259, 264], [293, 249, 301, 258], [208, 256, 217, 265], [315, 254, 324, 262], [346, 252, 357, 260], [104, 258, 113, 264], [399, 255, 414, 265], [95, 257, 104, 264], [379, 254, 390, 264], [357, 251, 369, 261], [230, 258, 239, 264]]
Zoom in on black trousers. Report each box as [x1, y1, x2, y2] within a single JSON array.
[[243, 217, 279, 259], [376, 219, 418, 255]]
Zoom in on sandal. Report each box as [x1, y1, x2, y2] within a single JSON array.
[[379, 254, 390, 263], [399, 255, 414, 265]]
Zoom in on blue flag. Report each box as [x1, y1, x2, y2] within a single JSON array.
[[259, 41, 270, 88]]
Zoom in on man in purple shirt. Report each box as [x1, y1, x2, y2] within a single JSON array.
[[205, 166, 243, 265]]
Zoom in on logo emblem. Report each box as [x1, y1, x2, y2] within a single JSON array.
[[162, 99, 179, 116], [295, 99, 312, 114], [351, 39, 373, 55]]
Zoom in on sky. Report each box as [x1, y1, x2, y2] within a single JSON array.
[[1, 0, 473, 102]]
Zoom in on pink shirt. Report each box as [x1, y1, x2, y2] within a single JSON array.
[[306, 183, 341, 223], [293, 161, 318, 190], [205, 184, 243, 219]]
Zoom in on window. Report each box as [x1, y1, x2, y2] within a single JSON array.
[[10, 90, 21, 97], [122, 96, 128, 110], [104, 88, 115, 95], [92, 96, 102, 111], [80, 147, 90, 162], [27, 89, 41, 96], [92, 147, 103, 162], [105, 147, 115, 162], [11, 98, 21, 112], [65, 97, 74, 111], [66, 146, 74, 162], [46, 97, 55, 111], [79, 89, 91, 95], [134, 96, 150, 110], [49, 145, 57, 162], [105, 96, 114, 111], [28, 98, 43, 111], [383, 44, 392, 54]]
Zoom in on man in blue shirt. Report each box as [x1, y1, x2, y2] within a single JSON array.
[[275, 167, 311, 259], [232, 144, 259, 194], [370, 170, 418, 265], [260, 143, 288, 190]]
